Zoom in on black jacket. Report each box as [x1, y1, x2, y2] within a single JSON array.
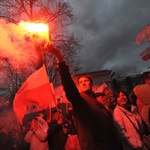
[[57, 62, 119, 150]]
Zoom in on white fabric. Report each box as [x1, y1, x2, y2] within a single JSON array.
[[37, 116, 49, 133], [113, 105, 144, 150]]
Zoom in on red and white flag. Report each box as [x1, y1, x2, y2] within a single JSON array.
[[96, 82, 113, 96], [96, 82, 108, 93], [13, 65, 56, 124], [140, 47, 150, 61]]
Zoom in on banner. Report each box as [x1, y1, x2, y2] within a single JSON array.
[[96, 82, 113, 96], [13, 65, 56, 124], [140, 47, 150, 61]]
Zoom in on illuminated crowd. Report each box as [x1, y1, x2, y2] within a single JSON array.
[[0, 43, 150, 150]]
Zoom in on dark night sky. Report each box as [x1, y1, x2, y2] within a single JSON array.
[[69, 0, 150, 76]]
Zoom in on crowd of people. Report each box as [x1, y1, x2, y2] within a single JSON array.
[[0, 43, 150, 150], [0, 107, 76, 150]]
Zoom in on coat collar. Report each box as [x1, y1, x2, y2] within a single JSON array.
[[117, 105, 138, 116]]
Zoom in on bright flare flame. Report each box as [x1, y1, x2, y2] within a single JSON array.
[[19, 21, 50, 42]]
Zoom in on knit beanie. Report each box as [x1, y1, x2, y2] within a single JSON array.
[[133, 84, 150, 105]]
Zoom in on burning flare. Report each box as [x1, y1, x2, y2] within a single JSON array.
[[19, 21, 50, 42]]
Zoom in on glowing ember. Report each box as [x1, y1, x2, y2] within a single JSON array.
[[19, 21, 50, 42]]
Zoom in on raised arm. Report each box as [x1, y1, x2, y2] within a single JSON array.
[[44, 42, 83, 107]]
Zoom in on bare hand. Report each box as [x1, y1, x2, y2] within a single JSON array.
[[30, 119, 36, 130], [44, 42, 63, 62], [57, 117, 63, 125], [44, 42, 58, 54], [62, 128, 68, 134]]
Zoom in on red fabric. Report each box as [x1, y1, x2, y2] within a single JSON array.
[[96, 82, 113, 96], [46, 104, 51, 123], [13, 65, 56, 124], [135, 25, 150, 44], [140, 47, 150, 61], [96, 83, 107, 93]]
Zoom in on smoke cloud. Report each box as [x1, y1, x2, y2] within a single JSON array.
[[69, 0, 150, 76], [0, 19, 46, 70]]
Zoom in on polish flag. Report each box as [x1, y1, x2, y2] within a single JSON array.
[[140, 47, 150, 61], [96, 82, 113, 96], [13, 65, 56, 124]]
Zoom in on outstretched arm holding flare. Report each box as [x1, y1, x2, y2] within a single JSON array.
[[44, 42, 120, 150]]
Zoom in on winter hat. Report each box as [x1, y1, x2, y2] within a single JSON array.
[[133, 84, 150, 105]]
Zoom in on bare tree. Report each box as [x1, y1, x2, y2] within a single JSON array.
[[0, 0, 82, 89], [0, 56, 38, 101]]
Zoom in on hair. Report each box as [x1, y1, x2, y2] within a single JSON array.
[[95, 92, 105, 98], [115, 90, 130, 105], [52, 109, 62, 115], [34, 118, 38, 120], [141, 71, 150, 83], [78, 75, 93, 84], [129, 90, 137, 106]]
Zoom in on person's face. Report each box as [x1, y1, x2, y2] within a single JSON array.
[[78, 77, 92, 92], [97, 95, 108, 105], [53, 112, 61, 121], [117, 92, 128, 106]]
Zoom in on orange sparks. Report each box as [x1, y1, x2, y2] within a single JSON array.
[[19, 21, 50, 42]]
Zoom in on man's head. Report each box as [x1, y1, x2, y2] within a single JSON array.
[[95, 93, 106, 104], [78, 75, 93, 93], [141, 71, 150, 85], [52, 109, 62, 121]]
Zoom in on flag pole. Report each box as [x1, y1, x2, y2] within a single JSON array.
[[44, 23, 63, 122], [42, 23, 51, 73], [48, 23, 51, 42]]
